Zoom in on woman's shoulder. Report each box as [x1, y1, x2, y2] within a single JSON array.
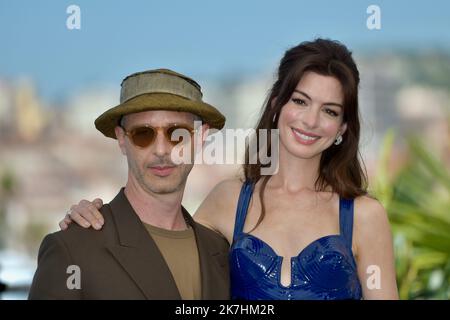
[[353, 194, 388, 222], [352, 194, 392, 244], [193, 178, 245, 240], [205, 178, 247, 214], [210, 178, 245, 195]]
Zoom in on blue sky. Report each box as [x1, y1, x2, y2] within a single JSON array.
[[1, 0, 449, 101]]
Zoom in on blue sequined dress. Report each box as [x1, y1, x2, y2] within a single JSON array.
[[230, 181, 363, 300]]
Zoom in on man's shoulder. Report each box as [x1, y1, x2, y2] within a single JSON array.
[[48, 204, 116, 250]]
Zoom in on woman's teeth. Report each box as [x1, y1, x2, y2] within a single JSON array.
[[293, 129, 320, 140]]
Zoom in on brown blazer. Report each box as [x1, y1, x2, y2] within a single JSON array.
[[28, 189, 230, 299]]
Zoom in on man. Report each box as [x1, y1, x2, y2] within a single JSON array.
[[28, 69, 229, 299]]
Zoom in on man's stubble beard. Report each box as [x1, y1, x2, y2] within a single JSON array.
[[128, 156, 194, 195]]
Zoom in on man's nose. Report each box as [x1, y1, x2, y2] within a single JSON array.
[[153, 131, 172, 157]]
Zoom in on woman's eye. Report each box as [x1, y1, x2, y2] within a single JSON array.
[[292, 98, 306, 106], [325, 109, 339, 117]]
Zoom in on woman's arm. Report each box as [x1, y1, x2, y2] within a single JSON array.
[[193, 178, 243, 244], [354, 196, 399, 299], [59, 179, 243, 242]]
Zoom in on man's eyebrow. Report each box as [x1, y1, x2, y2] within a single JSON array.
[[168, 121, 194, 126], [131, 121, 193, 126], [293, 89, 343, 108]]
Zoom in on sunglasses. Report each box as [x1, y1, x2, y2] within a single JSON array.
[[121, 124, 196, 148]]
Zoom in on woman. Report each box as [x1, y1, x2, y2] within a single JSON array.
[[60, 39, 399, 299]]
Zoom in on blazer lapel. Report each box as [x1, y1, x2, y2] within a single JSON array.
[[106, 189, 181, 300], [184, 209, 229, 299]]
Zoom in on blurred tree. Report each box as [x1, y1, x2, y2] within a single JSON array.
[[21, 218, 50, 256], [373, 130, 450, 299], [0, 169, 16, 249]]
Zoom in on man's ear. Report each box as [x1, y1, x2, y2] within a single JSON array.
[[114, 126, 127, 156], [200, 123, 210, 147]]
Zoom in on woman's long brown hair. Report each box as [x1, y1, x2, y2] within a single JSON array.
[[244, 38, 368, 232]]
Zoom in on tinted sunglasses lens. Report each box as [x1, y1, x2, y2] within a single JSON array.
[[130, 127, 156, 147], [166, 126, 193, 145]]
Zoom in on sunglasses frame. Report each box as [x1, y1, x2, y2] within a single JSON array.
[[120, 123, 197, 148]]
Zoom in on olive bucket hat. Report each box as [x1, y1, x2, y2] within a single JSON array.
[[95, 68, 226, 139]]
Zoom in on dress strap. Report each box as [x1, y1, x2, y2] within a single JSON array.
[[339, 198, 355, 250], [232, 180, 255, 243]]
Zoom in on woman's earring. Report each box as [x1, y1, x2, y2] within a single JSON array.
[[334, 135, 343, 145]]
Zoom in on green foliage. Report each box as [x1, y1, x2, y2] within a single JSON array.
[[0, 168, 16, 249], [373, 130, 450, 299]]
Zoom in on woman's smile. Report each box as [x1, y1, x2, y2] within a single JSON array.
[[291, 127, 321, 145]]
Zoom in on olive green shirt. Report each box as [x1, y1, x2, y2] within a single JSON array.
[[143, 223, 202, 300]]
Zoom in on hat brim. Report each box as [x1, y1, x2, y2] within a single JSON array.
[[95, 93, 226, 139]]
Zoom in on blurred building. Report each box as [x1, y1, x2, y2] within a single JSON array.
[[396, 85, 449, 158], [14, 80, 47, 143]]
